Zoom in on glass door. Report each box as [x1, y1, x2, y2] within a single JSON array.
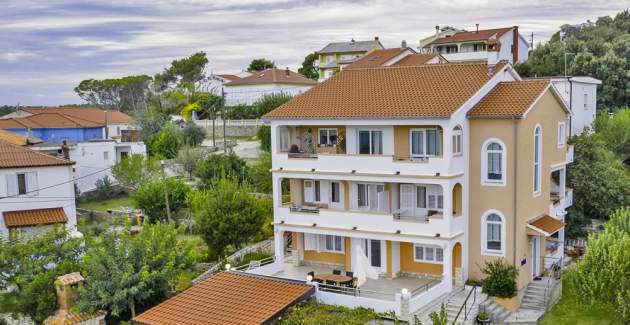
[[364, 239, 382, 269]]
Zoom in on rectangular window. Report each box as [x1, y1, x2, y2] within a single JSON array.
[[558, 122, 566, 147], [17, 173, 27, 195], [103, 151, 109, 160], [357, 183, 368, 207], [325, 235, 343, 252], [414, 245, 443, 263], [436, 247, 444, 262], [473, 43, 487, 52], [314, 181, 321, 202], [331, 182, 340, 203], [279, 127, 290, 151], [411, 130, 425, 157], [358, 130, 383, 155], [416, 186, 426, 208], [411, 129, 441, 158], [488, 152, 502, 180], [415, 245, 424, 260], [452, 131, 462, 155], [319, 128, 337, 147]]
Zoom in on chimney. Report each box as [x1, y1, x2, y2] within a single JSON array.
[[351, 38, 355, 43], [401, 40, 407, 48], [512, 25, 519, 64], [435, 25, 440, 36], [476, 23, 479, 33], [55, 273, 84, 312], [285, 67, 290, 77], [61, 140, 70, 159]]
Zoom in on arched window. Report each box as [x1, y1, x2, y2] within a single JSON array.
[[452, 125, 463, 155], [482, 139, 506, 186], [481, 211, 505, 256], [533, 125, 542, 195]]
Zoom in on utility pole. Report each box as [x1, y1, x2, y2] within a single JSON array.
[[222, 87, 227, 153], [211, 103, 216, 148], [160, 160, 172, 222]]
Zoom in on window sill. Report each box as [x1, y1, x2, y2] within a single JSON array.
[[413, 259, 444, 264], [482, 250, 505, 257], [482, 180, 506, 187]]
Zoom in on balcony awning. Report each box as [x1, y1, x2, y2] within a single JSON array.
[[3, 207, 68, 228], [527, 215, 565, 237]]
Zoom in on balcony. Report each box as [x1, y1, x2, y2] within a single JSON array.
[[440, 51, 488, 62]]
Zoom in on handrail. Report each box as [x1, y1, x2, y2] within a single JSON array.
[[452, 285, 477, 325], [231, 256, 276, 271], [542, 256, 563, 309], [317, 282, 392, 300], [410, 278, 441, 297]]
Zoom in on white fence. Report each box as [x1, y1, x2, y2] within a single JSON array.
[[193, 119, 268, 127]]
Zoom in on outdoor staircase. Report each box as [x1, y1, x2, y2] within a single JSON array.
[[413, 286, 487, 325], [519, 281, 547, 310], [479, 297, 512, 324]]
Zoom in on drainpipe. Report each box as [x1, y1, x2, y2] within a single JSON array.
[[568, 78, 573, 136], [512, 117, 518, 267]]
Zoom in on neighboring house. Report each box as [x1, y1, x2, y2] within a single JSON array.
[[224, 68, 317, 106], [0, 139, 78, 238], [344, 47, 446, 70], [251, 61, 574, 317], [3, 107, 136, 139], [317, 37, 384, 80], [545, 76, 602, 136], [0, 129, 42, 146], [0, 113, 105, 142], [422, 26, 529, 64], [419, 25, 463, 49], [200, 73, 249, 96]]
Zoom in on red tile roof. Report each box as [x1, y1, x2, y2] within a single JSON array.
[[217, 74, 241, 82], [427, 27, 514, 46], [225, 68, 317, 86], [22, 107, 132, 124], [265, 61, 508, 119], [3, 207, 68, 228], [391, 53, 444, 66], [0, 113, 103, 129], [0, 139, 74, 168], [344, 48, 411, 69], [132, 272, 314, 325], [0, 129, 43, 145], [468, 80, 552, 118]]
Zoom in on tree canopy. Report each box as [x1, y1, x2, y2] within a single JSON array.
[[74, 75, 152, 112], [155, 52, 209, 90], [132, 178, 192, 223], [112, 154, 161, 190], [298, 52, 319, 80], [195, 152, 249, 189], [247, 58, 276, 72]]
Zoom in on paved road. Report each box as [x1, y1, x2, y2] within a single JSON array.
[[231, 140, 261, 159]]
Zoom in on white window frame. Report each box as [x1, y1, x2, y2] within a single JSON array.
[[279, 127, 290, 152], [557, 122, 565, 148], [410, 128, 441, 158], [358, 130, 383, 155], [323, 235, 344, 253], [452, 126, 463, 156], [481, 138, 507, 186], [331, 182, 341, 203], [533, 125, 542, 196], [427, 194, 444, 210], [318, 128, 337, 147], [413, 244, 444, 264], [481, 210, 506, 257], [314, 180, 321, 202]]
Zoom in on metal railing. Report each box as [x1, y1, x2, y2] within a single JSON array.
[[542, 256, 564, 310], [317, 282, 393, 300], [409, 278, 442, 297], [452, 285, 477, 324], [231, 256, 276, 271]]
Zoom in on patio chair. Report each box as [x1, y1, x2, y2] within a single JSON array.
[[345, 271, 353, 278], [332, 269, 342, 275]]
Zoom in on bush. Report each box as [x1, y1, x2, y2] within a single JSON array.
[[225, 104, 257, 119], [194, 153, 249, 189], [254, 93, 292, 117], [150, 124, 181, 159], [249, 152, 272, 193], [278, 298, 380, 324], [257, 125, 271, 152], [132, 178, 191, 223], [94, 175, 115, 200], [481, 259, 518, 298], [179, 120, 206, 146]]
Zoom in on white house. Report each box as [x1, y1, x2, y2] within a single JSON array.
[[224, 68, 317, 106], [546, 76, 602, 136], [0, 139, 78, 238]]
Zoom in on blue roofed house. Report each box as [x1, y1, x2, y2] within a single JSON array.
[[0, 113, 105, 142]]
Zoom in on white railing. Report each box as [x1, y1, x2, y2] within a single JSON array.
[[440, 51, 488, 61], [193, 119, 268, 127]]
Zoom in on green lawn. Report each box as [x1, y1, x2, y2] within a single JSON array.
[[539, 277, 620, 325], [77, 196, 135, 212]]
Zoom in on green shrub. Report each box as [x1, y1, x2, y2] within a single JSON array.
[[150, 124, 181, 159], [132, 178, 191, 223], [481, 259, 518, 298], [179, 120, 206, 146], [194, 153, 249, 189], [278, 298, 380, 324], [257, 125, 271, 152]]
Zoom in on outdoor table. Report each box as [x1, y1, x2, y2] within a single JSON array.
[[314, 274, 352, 285]]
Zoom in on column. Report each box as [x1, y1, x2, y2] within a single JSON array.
[[442, 242, 453, 292], [274, 228, 285, 265], [293, 232, 304, 266]]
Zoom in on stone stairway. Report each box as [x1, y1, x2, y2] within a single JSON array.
[[413, 286, 486, 325], [519, 281, 547, 310], [479, 297, 512, 324]]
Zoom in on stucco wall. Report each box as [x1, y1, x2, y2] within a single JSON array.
[[399, 242, 443, 275]]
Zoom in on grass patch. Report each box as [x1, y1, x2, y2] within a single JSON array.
[[78, 196, 135, 212], [539, 277, 620, 325], [278, 298, 380, 325]]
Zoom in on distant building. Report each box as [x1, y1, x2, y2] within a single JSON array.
[[317, 37, 384, 80], [559, 21, 593, 42], [422, 26, 529, 64], [419, 26, 463, 49], [224, 68, 316, 106], [545, 76, 602, 135], [344, 46, 446, 70]]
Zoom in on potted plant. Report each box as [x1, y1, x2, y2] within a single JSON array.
[[476, 311, 490, 324]]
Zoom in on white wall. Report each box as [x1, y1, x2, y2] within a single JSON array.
[[106, 123, 134, 139], [225, 83, 314, 106], [0, 165, 77, 237], [551, 79, 599, 136]]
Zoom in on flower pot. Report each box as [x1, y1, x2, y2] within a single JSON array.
[[476, 315, 490, 325]]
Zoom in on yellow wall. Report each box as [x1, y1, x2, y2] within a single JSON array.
[[453, 243, 462, 278], [386, 240, 393, 279], [453, 183, 463, 216], [399, 242, 443, 275], [301, 235, 350, 267]]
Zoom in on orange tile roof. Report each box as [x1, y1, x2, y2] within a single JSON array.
[[529, 215, 565, 235], [226, 68, 317, 86], [22, 107, 132, 124], [265, 61, 508, 119], [217, 74, 241, 82], [0, 113, 103, 129], [391, 53, 444, 66], [344, 48, 411, 69], [56, 272, 84, 286], [3, 207, 68, 228], [468, 80, 552, 118], [0, 139, 74, 168], [0, 129, 43, 146], [427, 27, 514, 46], [45, 310, 105, 325], [132, 272, 314, 325]]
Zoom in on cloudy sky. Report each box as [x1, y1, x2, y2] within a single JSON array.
[[0, 0, 626, 106]]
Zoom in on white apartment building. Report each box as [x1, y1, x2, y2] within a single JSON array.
[[224, 68, 316, 106], [547, 76, 602, 135]]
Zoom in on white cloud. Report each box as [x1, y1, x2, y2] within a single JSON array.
[[0, 52, 38, 62]]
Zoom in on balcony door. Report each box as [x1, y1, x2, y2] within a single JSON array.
[[364, 239, 383, 272]]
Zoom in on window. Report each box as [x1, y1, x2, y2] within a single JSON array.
[[428, 194, 444, 209], [414, 244, 444, 263], [279, 127, 290, 152], [17, 173, 27, 195], [331, 182, 340, 203], [325, 235, 343, 252], [319, 128, 337, 147], [103, 151, 109, 160], [473, 43, 487, 52], [314, 181, 321, 202], [305, 234, 344, 253], [411, 129, 441, 158], [358, 130, 382, 154], [452, 126, 462, 155], [357, 183, 368, 207], [446, 45, 458, 54], [482, 139, 506, 185], [7, 172, 37, 196], [416, 186, 426, 208], [482, 211, 505, 256], [534, 126, 542, 195], [583, 93, 588, 110], [557, 122, 566, 147]]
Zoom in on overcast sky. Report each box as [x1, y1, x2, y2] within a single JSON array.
[[0, 0, 626, 106]]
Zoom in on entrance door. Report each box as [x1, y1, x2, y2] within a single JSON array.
[[532, 236, 540, 278], [364, 239, 382, 270]]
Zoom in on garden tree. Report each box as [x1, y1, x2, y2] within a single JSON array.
[[567, 133, 630, 220], [257, 125, 271, 152], [481, 259, 518, 298], [515, 10, 630, 109], [253, 92, 292, 117], [594, 108, 630, 163], [194, 152, 249, 189], [76, 221, 197, 321], [154, 52, 209, 91], [74, 75, 152, 112], [0, 227, 83, 324], [180, 92, 223, 120], [132, 178, 191, 223], [567, 207, 630, 323], [112, 154, 161, 189], [179, 120, 206, 146], [94, 175, 115, 199], [247, 58, 276, 72], [249, 151, 272, 193], [190, 176, 270, 257], [154, 88, 189, 116], [298, 52, 319, 80], [150, 124, 182, 159], [225, 104, 257, 119], [175, 146, 206, 180]]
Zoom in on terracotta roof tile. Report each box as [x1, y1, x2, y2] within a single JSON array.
[[0, 129, 42, 145], [3, 207, 68, 228], [0, 113, 103, 129], [132, 272, 314, 325], [529, 215, 565, 235], [344, 48, 411, 69], [0, 139, 74, 168], [265, 61, 508, 119], [427, 27, 514, 45], [217, 74, 241, 82], [45, 310, 105, 325], [56, 272, 84, 285], [226, 68, 317, 86], [391, 53, 444, 66], [468, 80, 551, 118], [23, 107, 132, 124]]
